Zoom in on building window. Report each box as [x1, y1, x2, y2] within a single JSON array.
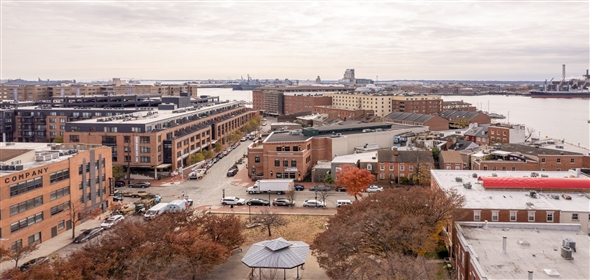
[[541, 158, 545, 163], [546, 212, 554, 222], [276, 147, 282, 151], [69, 135, 80, 142], [572, 213, 579, 221], [140, 146, 151, 153], [10, 212, 43, 233], [492, 210, 499, 222], [11, 240, 22, 252], [274, 160, 280, 167], [389, 165, 393, 171], [140, 156, 151, 163], [409, 165, 414, 171], [293, 146, 299, 151], [557, 158, 561, 164], [140, 136, 150, 143], [50, 202, 70, 216], [528, 211, 535, 222], [380, 165, 384, 171], [10, 196, 44, 216], [9, 178, 43, 197], [58, 220, 65, 230], [366, 164, 372, 170], [400, 165, 404, 171], [291, 160, 297, 167], [473, 210, 481, 221], [255, 156, 260, 163], [510, 211, 517, 222], [571, 158, 575, 164], [49, 169, 70, 184], [124, 136, 130, 143], [379, 173, 385, 179], [28, 232, 41, 245], [283, 160, 288, 167]]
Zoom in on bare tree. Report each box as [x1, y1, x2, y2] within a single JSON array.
[[284, 190, 295, 208], [525, 127, 536, 142], [316, 190, 331, 207], [251, 209, 288, 237], [69, 200, 102, 239], [0, 243, 39, 268]]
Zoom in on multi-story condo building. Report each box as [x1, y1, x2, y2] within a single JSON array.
[[0, 142, 112, 251], [64, 101, 256, 172], [253, 86, 352, 116], [329, 92, 397, 117], [0, 83, 198, 102], [390, 94, 443, 114], [283, 93, 332, 115]]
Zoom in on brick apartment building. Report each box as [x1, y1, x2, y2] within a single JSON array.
[[283, 93, 332, 115], [64, 101, 256, 172], [0, 142, 112, 251], [312, 106, 374, 121], [390, 94, 443, 114], [370, 148, 435, 184], [384, 112, 449, 131], [0, 83, 198, 102], [439, 150, 466, 170], [329, 92, 396, 117], [253, 86, 352, 116]]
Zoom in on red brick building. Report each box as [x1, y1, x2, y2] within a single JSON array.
[[370, 148, 435, 184], [313, 106, 374, 121], [283, 94, 332, 115], [439, 150, 466, 170], [0, 143, 112, 251], [253, 86, 353, 116], [438, 110, 491, 127], [391, 95, 443, 114]]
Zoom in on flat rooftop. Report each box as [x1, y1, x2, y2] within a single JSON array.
[[0, 142, 103, 175], [332, 152, 377, 164], [431, 170, 590, 212], [70, 101, 243, 125], [265, 132, 311, 143], [458, 222, 589, 280]]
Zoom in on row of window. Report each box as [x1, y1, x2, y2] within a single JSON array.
[[275, 146, 302, 152], [11, 212, 43, 233], [50, 186, 70, 201], [50, 202, 70, 216], [472, 210, 590, 223], [49, 169, 70, 184], [10, 196, 43, 216], [274, 159, 297, 167], [367, 164, 412, 171], [10, 177, 43, 197], [541, 158, 575, 164]]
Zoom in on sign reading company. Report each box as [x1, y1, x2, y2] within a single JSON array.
[[3, 167, 49, 184]]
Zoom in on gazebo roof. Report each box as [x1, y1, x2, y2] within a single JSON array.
[[242, 237, 309, 269]]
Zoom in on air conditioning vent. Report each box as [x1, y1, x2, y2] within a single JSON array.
[[561, 246, 573, 260]]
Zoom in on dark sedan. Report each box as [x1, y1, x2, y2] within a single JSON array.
[[294, 184, 305, 191], [129, 181, 151, 188], [19, 256, 49, 271], [272, 198, 294, 206], [73, 227, 103, 243], [309, 185, 332, 192], [115, 181, 125, 187], [246, 198, 270, 206], [335, 187, 347, 192]]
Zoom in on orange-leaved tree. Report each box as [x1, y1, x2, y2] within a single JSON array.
[[336, 164, 375, 200]]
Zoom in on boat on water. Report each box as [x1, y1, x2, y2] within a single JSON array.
[[530, 65, 590, 98], [484, 112, 505, 119], [229, 74, 262, 91]]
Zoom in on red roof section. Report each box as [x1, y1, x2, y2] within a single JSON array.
[[480, 177, 590, 190]]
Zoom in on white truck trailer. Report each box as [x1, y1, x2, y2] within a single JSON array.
[[247, 179, 294, 195]]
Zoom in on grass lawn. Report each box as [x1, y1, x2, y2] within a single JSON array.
[[239, 214, 332, 245]]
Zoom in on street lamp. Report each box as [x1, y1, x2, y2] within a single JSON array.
[[315, 190, 318, 208]]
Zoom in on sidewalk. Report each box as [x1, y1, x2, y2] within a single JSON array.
[[195, 205, 338, 216], [0, 217, 105, 272]]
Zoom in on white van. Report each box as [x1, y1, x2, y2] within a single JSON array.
[[168, 199, 188, 212], [336, 199, 352, 208], [144, 203, 169, 219]]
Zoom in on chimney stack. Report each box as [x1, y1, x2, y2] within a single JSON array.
[[501, 236, 507, 254], [562, 64, 566, 80], [528, 270, 533, 280], [393, 147, 399, 156]]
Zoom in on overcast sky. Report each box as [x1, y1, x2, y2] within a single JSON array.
[[1, 0, 588, 81]]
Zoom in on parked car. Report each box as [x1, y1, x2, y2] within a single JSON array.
[[272, 198, 294, 206], [115, 181, 125, 188], [366, 185, 383, 193], [309, 185, 332, 192], [227, 169, 238, 177], [240, 137, 247, 142], [294, 184, 305, 191], [262, 122, 267, 126], [19, 256, 49, 271], [206, 161, 214, 169], [129, 181, 151, 188], [335, 187, 347, 192], [220, 196, 246, 206], [337, 199, 353, 208], [73, 227, 103, 243], [213, 158, 219, 164], [101, 214, 125, 229], [303, 199, 325, 208], [113, 195, 124, 202], [246, 198, 270, 206]]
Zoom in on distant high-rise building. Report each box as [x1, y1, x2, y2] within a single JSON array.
[[316, 76, 321, 84]]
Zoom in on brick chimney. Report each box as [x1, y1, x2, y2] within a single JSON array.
[[393, 147, 399, 156]]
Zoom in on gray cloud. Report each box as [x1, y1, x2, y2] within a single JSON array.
[[2, 1, 588, 80]]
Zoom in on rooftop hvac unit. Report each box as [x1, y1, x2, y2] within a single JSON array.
[[15, 165, 23, 170], [8, 165, 16, 170], [561, 246, 573, 260], [1, 165, 9, 170], [562, 238, 576, 252]]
